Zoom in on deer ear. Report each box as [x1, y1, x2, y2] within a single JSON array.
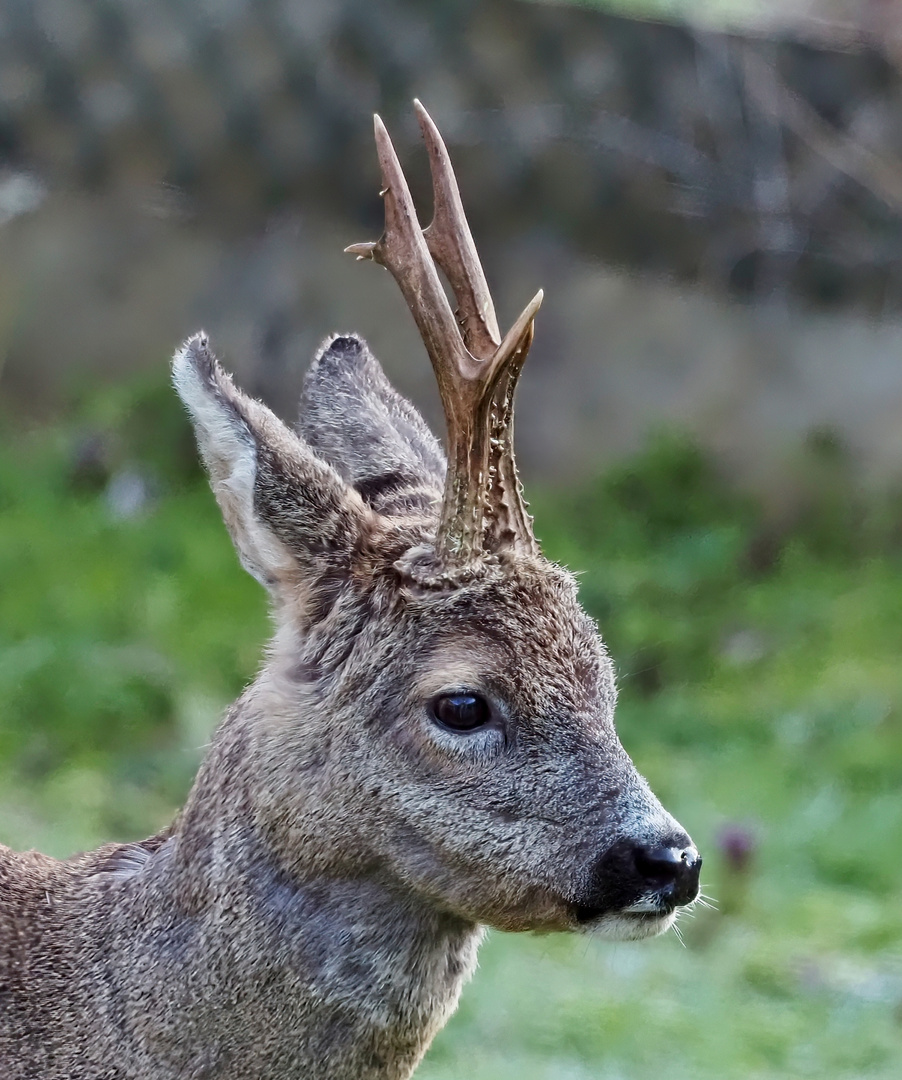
[[299, 333, 445, 517], [173, 333, 373, 596]]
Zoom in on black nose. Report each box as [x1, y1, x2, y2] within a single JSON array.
[[633, 844, 701, 907]]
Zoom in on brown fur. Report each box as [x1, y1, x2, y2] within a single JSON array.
[[0, 331, 697, 1078]]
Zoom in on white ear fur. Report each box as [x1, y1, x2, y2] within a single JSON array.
[[173, 333, 296, 591]]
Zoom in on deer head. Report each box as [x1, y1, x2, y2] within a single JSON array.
[[172, 103, 700, 939]]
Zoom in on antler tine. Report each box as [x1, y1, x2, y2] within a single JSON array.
[[347, 106, 543, 573], [414, 100, 501, 361], [345, 115, 474, 393], [413, 100, 545, 402]]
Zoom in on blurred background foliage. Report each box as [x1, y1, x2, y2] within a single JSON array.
[[1, 0, 902, 1077]]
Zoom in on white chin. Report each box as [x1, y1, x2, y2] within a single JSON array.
[[580, 910, 677, 941]]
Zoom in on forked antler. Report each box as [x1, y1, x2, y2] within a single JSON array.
[[346, 100, 543, 572]]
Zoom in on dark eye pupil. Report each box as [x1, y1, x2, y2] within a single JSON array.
[[432, 693, 491, 732]]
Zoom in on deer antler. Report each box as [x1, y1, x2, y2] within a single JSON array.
[[346, 100, 542, 572]]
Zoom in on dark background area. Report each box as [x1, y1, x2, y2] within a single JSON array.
[[2, 0, 902, 487]]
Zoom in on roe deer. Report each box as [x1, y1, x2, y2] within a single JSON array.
[[0, 102, 701, 1080]]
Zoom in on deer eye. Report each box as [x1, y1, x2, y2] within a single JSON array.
[[430, 692, 492, 733]]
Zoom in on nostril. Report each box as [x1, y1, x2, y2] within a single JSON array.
[[633, 845, 685, 885], [633, 844, 702, 905]]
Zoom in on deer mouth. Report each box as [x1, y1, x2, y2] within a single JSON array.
[[572, 898, 675, 924], [570, 882, 688, 933], [571, 905, 678, 940]]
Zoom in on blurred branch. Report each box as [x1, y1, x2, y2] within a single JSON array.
[[742, 46, 902, 214]]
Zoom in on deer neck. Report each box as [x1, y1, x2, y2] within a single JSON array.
[[140, 705, 485, 1078]]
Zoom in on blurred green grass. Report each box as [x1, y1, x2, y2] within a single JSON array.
[[1, 380, 900, 1078]]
